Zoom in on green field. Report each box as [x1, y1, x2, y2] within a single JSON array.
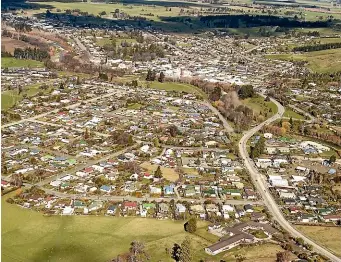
[[243, 95, 278, 116], [266, 48, 341, 73], [1, 58, 44, 68], [2, 192, 213, 262], [145, 81, 208, 99], [283, 109, 305, 120], [31, 1, 183, 22], [1, 83, 51, 110], [97, 37, 137, 47]]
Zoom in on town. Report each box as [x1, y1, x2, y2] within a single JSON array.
[[1, 1, 341, 262]]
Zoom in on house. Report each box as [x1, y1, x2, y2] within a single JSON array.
[[100, 185, 112, 193], [205, 222, 278, 255], [206, 203, 219, 213], [62, 206, 74, 215], [164, 184, 175, 195], [158, 203, 169, 214], [150, 185, 162, 194], [321, 214, 341, 223], [123, 201, 137, 211], [87, 200, 103, 212], [176, 203, 186, 213], [244, 204, 254, 213], [107, 205, 117, 215]]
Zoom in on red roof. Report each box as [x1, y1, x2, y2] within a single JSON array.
[[84, 167, 94, 173], [124, 202, 137, 208], [1, 181, 9, 185]]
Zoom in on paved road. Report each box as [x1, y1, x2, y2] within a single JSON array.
[[203, 101, 234, 133], [238, 97, 341, 262]]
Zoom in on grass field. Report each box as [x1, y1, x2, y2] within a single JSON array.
[[266, 48, 341, 73], [242, 95, 278, 117], [295, 225, 341, 257], [2, 190, 290, 262], [1, 82, 51, 110], [31, 1, 183, 22], [140, 162, 179, 182], [96, 37, 137, 47], [283, 109, 305, 120], [1, 57, 44, 68], [145, 81, 208, 99]]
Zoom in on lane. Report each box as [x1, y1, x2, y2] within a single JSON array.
[[238, 97, 341, 262]]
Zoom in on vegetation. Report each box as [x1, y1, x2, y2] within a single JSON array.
[[293, 42, 341, 52], [250, 135, 265, 158], [266, 48, 341, 73], [1, 57, 44, 68], [295, 226, 341, 257], [283, 109, 305, 120], [184, 217, 197, 233]]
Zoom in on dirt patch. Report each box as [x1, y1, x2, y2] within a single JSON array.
[[1, 37, 35, 54], [140, 162, 179, 182]]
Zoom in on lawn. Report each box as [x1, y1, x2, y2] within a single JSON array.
[[242, 95, 278, 117], [295, 225, 341, 257], [140, 162, 179, 182], [283, 109, 305, 120], [266, 48, 341, 73], [1, 57, 44, 68], [145, 81, 207, 99]]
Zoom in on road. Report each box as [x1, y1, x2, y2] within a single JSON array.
[[2, 88, 119, 129], [238, 97, 341, 262], [203, 101, 234, 133]]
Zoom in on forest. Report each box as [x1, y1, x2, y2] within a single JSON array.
[[199, 14, 329, 28]]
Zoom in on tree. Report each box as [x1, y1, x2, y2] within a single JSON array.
[[131, 80, 138, 88], [154, 166, 163, 178], [238, 85, 254, 99], [169, 125, 178, 137], [289, 116, 293, 127], [146, 69, 156, 81], [180, 237, 192, 262], [158, 72, 165, 83], [329, 155, 336, 164], [129, 240, 150, 262], [185, 217, 197, 233], [171, 243, 181, 262], [276, 251, 290, 262], [153, 137, 160, 147]]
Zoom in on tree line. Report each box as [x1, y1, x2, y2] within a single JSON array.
[[293, 42, 341, 52], [13, 47, 50, 61], [199, 14, 329, 28]]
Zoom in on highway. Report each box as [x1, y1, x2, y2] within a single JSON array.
[[238, 97, 341, 262]]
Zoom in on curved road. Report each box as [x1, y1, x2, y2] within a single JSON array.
[[238, 97, 341, 262]]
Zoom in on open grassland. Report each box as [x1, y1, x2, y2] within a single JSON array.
[[31, 1, 183, 22], [1, 57, 44, 68], [1, 191, 290, 262], [266, 48, 341, 73], [242, 95, 278, 117], [295, 225, 341, 257], [140, 162, 179, 182], [96, 37, 137, 47], [283, 109, 305, 120], [145, 81, 208, 99]]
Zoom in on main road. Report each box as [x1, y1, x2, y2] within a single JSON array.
[[238, 97, 341, 262]]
